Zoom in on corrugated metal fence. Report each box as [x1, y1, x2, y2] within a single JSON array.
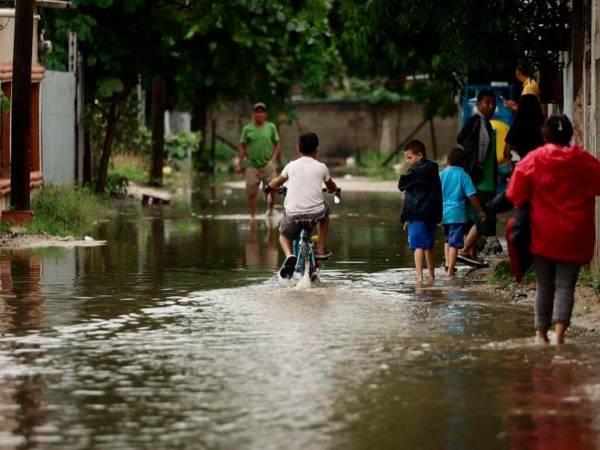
[[41, 70, 76, 186]]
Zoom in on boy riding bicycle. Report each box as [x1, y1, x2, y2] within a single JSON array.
[[264, 132, 338, 279]]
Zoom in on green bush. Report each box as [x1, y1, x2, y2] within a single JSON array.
[[488, 259, 514, 285], [166, 131, 201, 160], [0, 91, 9, 113], [28, 186, 109, 236], [107, 160, 148, 195], [487, 259, 536, 285], [579, 268, 600, 294]]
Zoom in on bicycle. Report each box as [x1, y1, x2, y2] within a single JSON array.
[[266, 186, 341, 283]]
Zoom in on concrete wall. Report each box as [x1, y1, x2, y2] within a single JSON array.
[[209, 100, 460, 162]]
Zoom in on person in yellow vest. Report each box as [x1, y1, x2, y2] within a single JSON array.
[[504, 65, 540, 111]]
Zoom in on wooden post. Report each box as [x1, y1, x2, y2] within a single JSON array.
[[381, 119, 428, 167], [150, 75, 166, 186], [429, 119, 438, 160], [6, 0, 34, 221]]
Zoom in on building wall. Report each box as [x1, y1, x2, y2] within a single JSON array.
[[209, 100, 460, 162], [564, 0, 600, 271]]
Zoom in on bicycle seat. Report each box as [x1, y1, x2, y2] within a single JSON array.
[[293, 218, 318, 229]]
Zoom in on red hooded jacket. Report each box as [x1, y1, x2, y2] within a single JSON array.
[[507, 143, 600, 264]]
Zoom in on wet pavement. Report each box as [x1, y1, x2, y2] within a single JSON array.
[[0, 182, 599, 449]]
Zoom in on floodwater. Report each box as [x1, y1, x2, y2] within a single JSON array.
[[1, 182, 600, 449]]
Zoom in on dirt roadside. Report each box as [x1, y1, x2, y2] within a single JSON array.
[[463, 265, 600, 332], [0, 232, 106, 250]]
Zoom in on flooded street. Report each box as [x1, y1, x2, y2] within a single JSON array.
[[1, 183, 600, 449]]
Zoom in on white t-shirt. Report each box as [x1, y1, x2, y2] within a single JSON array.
[[281, 156, 331, 215]]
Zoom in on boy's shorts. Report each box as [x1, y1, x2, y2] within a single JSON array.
[[408, 221, 436, 250], [443, 223, 466, 249], [245, 162, 277, 197], [279, 206, 329, 241]]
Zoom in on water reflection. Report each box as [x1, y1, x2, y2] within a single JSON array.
[[244, 219, 279, 269], [506, 358, 598, 450], [0, 253, 45, 333], [0, 252, 48, 450]]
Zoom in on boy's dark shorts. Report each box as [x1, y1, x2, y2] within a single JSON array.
[[279, 206, 329, 241], [443, 223, 466, 249], [408, 221, 436, 250], [466, 190, 497, 236]]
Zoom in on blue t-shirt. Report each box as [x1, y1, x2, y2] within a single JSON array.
[[440, 166, 477, 224]]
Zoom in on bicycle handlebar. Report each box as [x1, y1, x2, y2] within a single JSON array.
[[263, 185, 341, 199]]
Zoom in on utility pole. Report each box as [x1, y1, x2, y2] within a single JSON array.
[[5, 0, 35, 222]]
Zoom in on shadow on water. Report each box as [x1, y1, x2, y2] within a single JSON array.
[[0, 185, 598, 449]]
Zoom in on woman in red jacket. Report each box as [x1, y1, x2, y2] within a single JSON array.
[[507, 115, 600, 344]]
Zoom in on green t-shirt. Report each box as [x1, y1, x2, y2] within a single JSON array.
[[476, 130, 496, 193], [240, 121, 279, 168]]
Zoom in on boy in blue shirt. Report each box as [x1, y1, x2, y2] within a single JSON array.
[[398, 140, 442, 284], [440, 148, 487, 276]]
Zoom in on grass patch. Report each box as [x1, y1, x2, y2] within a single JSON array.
[[108, 154, 149, 193], [25, 185, 110, 236], [487, 258, 535, 286], [579, 267, 600, 294]]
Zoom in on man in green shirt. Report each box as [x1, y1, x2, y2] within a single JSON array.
[[237, 103, 281, 218]]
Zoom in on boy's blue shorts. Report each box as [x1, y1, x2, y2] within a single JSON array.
[[443, 223, 466, 249], [408, 221, 436, 250]]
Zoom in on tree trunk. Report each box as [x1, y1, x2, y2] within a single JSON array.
[[150, 75, 166, 186], [95, 85, 132, 194], [95, 97, 119, 194], [191, 100, 208, 169], [83, 120, 92, 185]]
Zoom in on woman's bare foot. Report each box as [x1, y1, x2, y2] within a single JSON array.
[[535, 329, 549, 344], [553, 323, 567, 345]]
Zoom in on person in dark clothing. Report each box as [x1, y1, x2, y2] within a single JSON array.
[[398, 140, 442, 284], [503, 94, 544, 169], [456, 89, 498, 267]]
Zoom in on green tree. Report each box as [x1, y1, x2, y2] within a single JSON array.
[[334, 0, 570, 98], [43, 0, 341, 190], [175, 0, 341, 152]]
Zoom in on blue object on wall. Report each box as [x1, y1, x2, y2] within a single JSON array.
[[461, 84, 515, 126]]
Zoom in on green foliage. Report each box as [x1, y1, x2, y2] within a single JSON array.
[[88, 93, 151, 156], [327, 77, 456, 119], [106, 169, 130, 196], [488, 259, 535, 286], [335, 0, 570, 89], [488, 259, 516, 285], [165, 131, 201, 160], [28, 186, 109, 236], [328, 78, 407, 104], [579, 268, 600, 294], [175, 0, 342, 117], [0, 91, 9, 113], [404, 80, 456, 119], [106, 159, 149, 195]]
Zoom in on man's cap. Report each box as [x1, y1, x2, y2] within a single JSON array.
[[253, 102, 267, 111]]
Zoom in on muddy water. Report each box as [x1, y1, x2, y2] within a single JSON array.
[[0, 184, 600, 449]]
